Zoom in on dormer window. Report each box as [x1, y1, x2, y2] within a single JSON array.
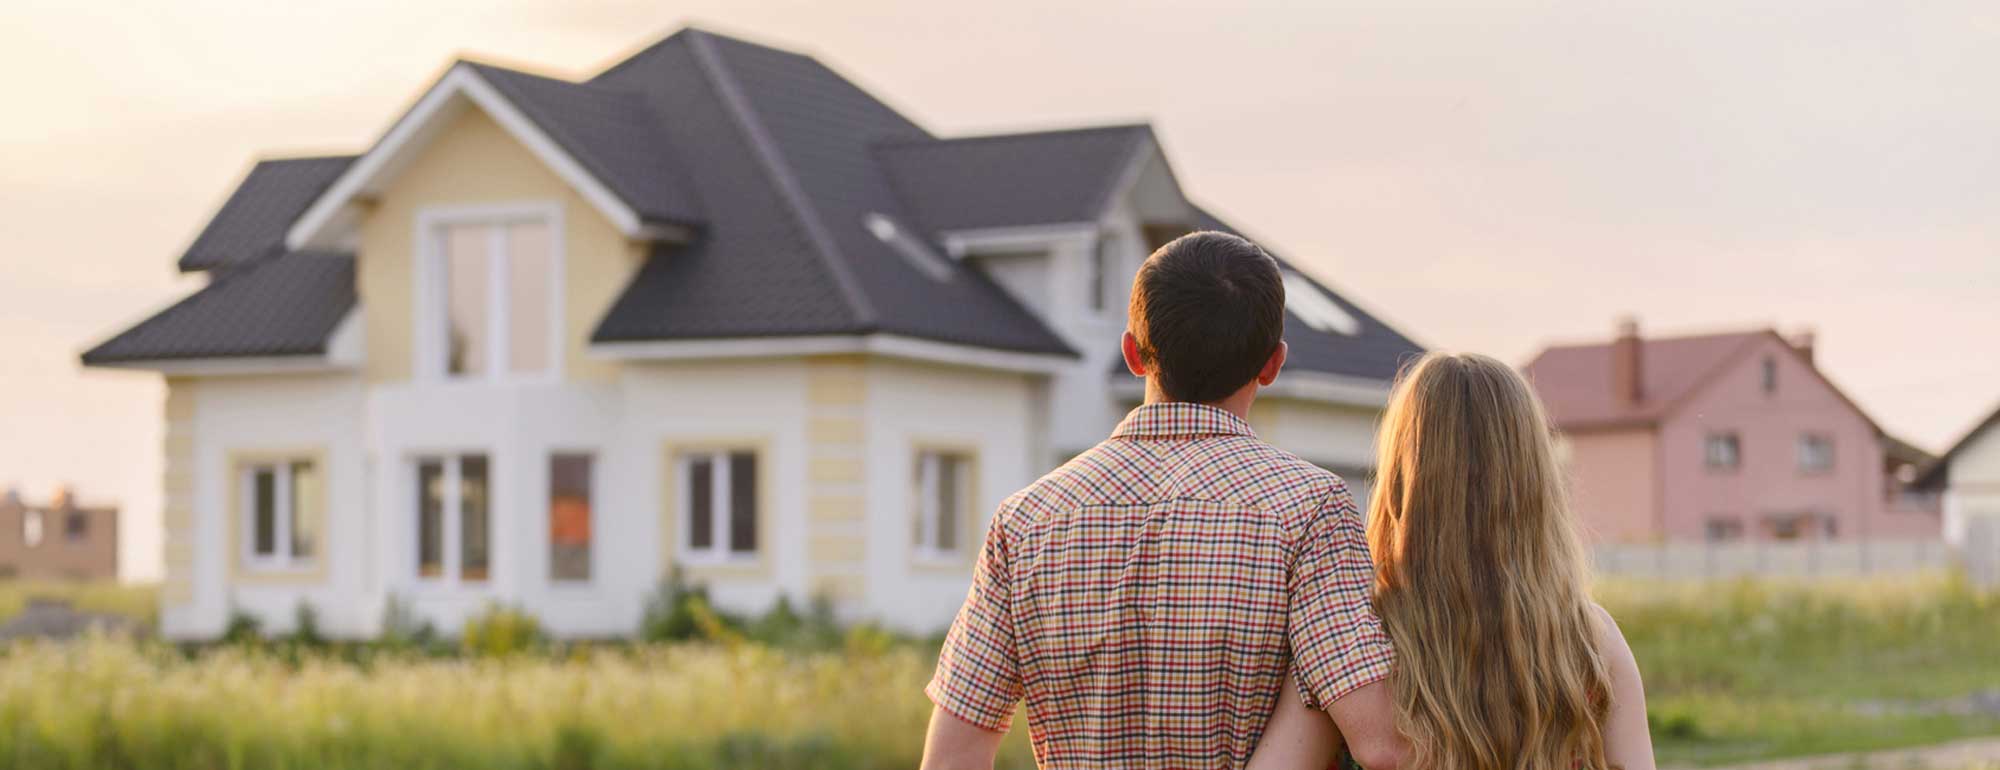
[[1281, 272, 1362, 336], [866, 213, 953, 281], [420, 205, 559, 382]]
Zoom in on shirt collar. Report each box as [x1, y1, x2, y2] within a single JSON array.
[[1111, 402, 1259, 441]]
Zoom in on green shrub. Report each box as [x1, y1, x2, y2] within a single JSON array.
[[461, 603, 544, 658]]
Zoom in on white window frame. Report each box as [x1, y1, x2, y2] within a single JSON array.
[[547, 449, 597, 588], [239, 461, 316, 572], [414, 201, 565, 385], [1089, 231, 1116, 316], [410, 452, 495, 589], [912, 449, 973, 565], [678, 450, 760, 566]]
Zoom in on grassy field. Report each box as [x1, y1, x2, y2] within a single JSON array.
[[0, 576, 1991, 769]]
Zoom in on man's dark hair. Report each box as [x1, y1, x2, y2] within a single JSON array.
[[1128, 231, 1286, 404]]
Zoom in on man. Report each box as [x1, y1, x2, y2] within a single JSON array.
[[920, 232, 1406, 769]]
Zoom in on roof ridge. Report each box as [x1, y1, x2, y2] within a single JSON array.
[[683, 28, 877, 328], [876, 122, 1153, 150]]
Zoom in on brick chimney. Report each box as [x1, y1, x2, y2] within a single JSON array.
[[1791, 329, 1816, 366], [1612, 317, 1643, 405]]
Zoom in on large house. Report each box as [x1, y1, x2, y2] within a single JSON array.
[[0, 486, 119, 581], [1524, 320, 1939, 544], [1914, 401, 2000, 548], [83, 27, 1423, 639]]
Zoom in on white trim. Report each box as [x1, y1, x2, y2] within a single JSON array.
[[911, 449, 970, 565], [90, 356, 350, 377], [1107, 369, 1392, 408], [239, 461, 317, 573], [940, 223, 1100, 259], [591, 333, 1073, 375], [413, 201, 565, 385], [286, 64, 656, 251], [676, 449, 760, 567], [324, 308, 366, 367]]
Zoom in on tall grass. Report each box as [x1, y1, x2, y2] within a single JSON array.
[[0, 576, 1991, 768]]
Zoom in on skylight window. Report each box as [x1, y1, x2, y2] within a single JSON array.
[[865, 213, 953, 281], [1281, 272, 1362, 336]]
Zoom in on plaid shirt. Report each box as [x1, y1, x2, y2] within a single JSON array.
[[927, 402, 1393, 768]]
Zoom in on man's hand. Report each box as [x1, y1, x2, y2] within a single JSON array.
[[919, 705, 1006, 770], [1326, 680, 1410, 770]]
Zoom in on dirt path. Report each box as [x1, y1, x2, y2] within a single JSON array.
[[1681, 737, 2000, 770]]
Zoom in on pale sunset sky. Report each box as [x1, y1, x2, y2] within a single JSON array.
[[2, 0, 1996, 579]]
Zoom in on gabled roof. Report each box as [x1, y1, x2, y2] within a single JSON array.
[[1915, 399, 2000, 488], [178, 156, 354, 271], [1524, 328, 1890, 438], [88, 26, 1433, 371], [1189, 207, 1427, 383], [1526, 331, 1764, 429], [82, 251, 355, 364], [588, 29, 1072, 355], [463, 62, 704, 228], [875, 125, 1153, 234]]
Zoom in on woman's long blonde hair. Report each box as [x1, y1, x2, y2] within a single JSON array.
[[1366, 353, 1612, 770]]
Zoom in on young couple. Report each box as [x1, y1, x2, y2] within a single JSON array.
[[919, 232, 1656, 770]]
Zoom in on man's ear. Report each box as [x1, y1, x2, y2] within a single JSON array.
[[1121, 331, 1149, 377], [1257, 341, 1288, 387]]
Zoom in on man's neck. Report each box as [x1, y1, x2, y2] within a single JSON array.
[[1142, 378, 1258, 420]]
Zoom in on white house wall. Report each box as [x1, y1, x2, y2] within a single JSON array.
[[861, 358, 1039, 632], [171, 374, 370, 639], [1945, 425, 2000, 546]]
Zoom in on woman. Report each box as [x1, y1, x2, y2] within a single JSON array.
[[1251, 353, 1655, 770]]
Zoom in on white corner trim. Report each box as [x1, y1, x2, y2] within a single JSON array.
[[941, 223, 1101, 260], [591, 333, 1074, 375], [285, 64, 649, 251], [324, 307, 366, 367], [87, 356, 353, 377], [1106, 369, 1391, 408]]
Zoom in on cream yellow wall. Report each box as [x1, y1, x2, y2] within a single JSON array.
[[357, 104, 647, 384], [161, 377, 196, 606]]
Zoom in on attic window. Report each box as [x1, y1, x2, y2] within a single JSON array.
[[865, 213, 952, 281], [1281, 272, 1361, 336]]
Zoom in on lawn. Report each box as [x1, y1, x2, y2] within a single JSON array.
[[0, 575, 1990, 769]]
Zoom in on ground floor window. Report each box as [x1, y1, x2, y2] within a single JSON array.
[[913, 449, 974, 562], [239, 459, 320, 572], [416, 454, 489, 582], [678, 449, 759, 561], [549, 452, 593, 583], [1705, 516, 1744, 543]]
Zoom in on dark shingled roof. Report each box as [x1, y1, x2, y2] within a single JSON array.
[[1192, 207, 1427, 383], [465, 62, 704, 228], [83, 252, 355, 364], [875, 125, 1152, 234], [588, 29, 1073, 355], [177, 156, 354, 271], [96, 26, 1430, 371]]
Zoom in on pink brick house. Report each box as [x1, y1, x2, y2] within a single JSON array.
[[1524, 321, 1940, 544]]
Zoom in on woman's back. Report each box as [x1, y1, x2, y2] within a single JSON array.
[[1249, 353, 1656, 770]]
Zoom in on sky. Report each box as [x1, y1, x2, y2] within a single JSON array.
[[2, 0, 1996, 579]]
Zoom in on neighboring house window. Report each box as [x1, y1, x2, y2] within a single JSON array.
[[65, 512, 87, 540], [912, 449, 973, 562], [1766, 514, 1805, 541], [415, 454, 490, 582], [432, 220, 556, 380], [240, 460, 320, 571], [21, 510, 42, 548], [680, 450, 759, 561], [1704, 432, 1741, 470], [1761, 356, 1777, 394], [549, 453, 593, 583], [1797, 434, 1834, 474], [1705, 517, 1743, 543]]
